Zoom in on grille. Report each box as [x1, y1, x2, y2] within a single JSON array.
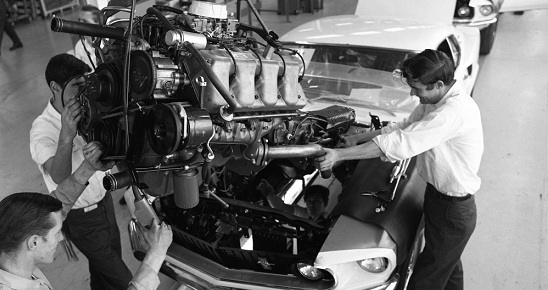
[[173, 226, 306, 274]]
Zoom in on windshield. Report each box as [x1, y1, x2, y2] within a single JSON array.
[[287, 44, 418, 116]]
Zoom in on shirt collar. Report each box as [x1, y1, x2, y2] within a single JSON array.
[[0, 268, 52, 290], [45, 98, 61, 120], [433, 80, 462, 109]]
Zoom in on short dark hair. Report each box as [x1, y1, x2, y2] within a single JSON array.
[[0, 192, 62, 255], [303, 185, 330, 206], [80, 4, 103, 24], [401, 49, 455, 87], [45, 53, 90, 87]]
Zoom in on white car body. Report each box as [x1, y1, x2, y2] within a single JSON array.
[[282, 10, 480, 125]]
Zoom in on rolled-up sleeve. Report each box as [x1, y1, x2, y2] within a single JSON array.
[[30, 119, 58, 167]]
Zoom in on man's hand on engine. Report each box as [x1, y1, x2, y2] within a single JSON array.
[[340, 133, 362, 148], [314, 148, 340, 172], [82, 141, 115, 172], [60, 98, 83, 142]]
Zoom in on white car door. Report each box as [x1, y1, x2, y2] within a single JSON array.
[[499, 0, 548, 12]]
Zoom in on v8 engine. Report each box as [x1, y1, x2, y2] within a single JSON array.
[[48, 3, 430, 289], [51, 0, 355, 211]]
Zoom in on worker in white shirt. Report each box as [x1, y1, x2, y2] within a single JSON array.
[[74, 5, 102, 70], [30, 53, 133, 289], [0, 142, 172, 290], [315, 49, 483, 290]]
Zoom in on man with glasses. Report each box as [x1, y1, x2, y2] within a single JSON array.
[[315, 49, 483, 290], [30, 53, 133, 289]]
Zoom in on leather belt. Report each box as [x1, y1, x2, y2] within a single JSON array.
[[435, 191, 472, 201], [427, 183, 472, 202], [71, 198, 103, 213]]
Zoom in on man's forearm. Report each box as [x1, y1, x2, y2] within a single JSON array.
[[338, 141, 384, 161], [127, 249, 165, 290], [48, 138, 74, 184], [50, 162, 97, 218], [344, 129, 382, 146], [357, 130, 382, 144]]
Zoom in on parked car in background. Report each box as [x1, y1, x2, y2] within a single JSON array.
[[453, 0, 501, 55], [453, 0, 548, 55]]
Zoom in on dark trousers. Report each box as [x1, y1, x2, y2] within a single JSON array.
[[0, 5, 22, 50], [408, 183, 477, 290], [64, 192, 133, 290]]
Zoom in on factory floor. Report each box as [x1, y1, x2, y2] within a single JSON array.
[[0, 1, 547, 289]]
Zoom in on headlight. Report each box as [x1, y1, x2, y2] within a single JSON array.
[[457, 6, 471, 17], [295, 262, 323, 280], [357, 257, 389, 273], [479, 5, 494, 16]]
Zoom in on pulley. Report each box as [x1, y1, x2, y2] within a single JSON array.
[[84, 62, 123, 112], [87, 117, 123, 159], [146, 103, 213, 155], [130, 50, 183, 101], [146, 103, 184, 155]]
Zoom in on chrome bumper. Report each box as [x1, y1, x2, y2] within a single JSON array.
[[453, 17, 497, 30]]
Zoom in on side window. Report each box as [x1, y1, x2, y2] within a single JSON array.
[[437, 35, 461, 68]]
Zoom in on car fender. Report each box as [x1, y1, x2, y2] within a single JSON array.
[[331, 158, 425, 264], [455, 26, 481, 94]]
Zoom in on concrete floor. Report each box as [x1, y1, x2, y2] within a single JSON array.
[[0, 1, 547, 289]]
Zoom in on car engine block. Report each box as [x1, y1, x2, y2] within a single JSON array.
[[51, 0, 354, 213]]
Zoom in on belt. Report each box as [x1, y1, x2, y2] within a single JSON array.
[[435, 191, 472, 201], [71, 203, 99, 213], [427, 183, 472, 202], [71, 197, 105, 213]]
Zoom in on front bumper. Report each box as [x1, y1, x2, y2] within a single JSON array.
[[129, 220, 402, 290], [453, 17, 497, 30], [129, 219, 335, 290], [160, 242, 335, 290]]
